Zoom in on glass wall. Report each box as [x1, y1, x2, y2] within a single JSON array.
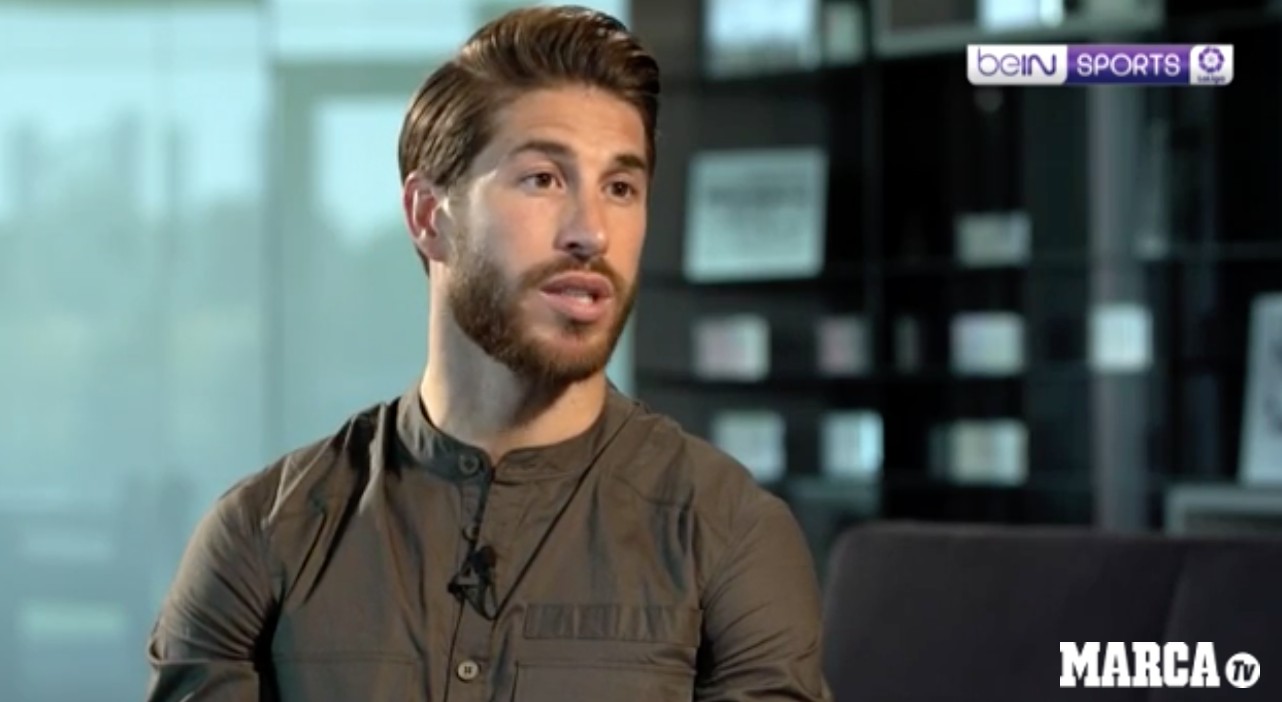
[[0, 1, 629, 699]]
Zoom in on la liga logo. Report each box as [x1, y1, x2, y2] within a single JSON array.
[[1060, 642, 1260, 689]]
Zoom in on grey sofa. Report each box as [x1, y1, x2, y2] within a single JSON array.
[[820, 522, 1282, 701]]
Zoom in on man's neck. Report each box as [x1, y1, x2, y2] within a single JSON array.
[[419, 314, 608, 463]]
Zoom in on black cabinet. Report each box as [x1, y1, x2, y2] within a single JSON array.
[[627, 0, 1282, 561]]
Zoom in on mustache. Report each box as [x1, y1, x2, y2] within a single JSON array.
[[520, 257, 626, 294]]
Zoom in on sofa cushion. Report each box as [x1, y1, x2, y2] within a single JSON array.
[[822, 522, 1281, 702]]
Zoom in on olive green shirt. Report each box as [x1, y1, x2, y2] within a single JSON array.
[[145, 384, 831, 701]]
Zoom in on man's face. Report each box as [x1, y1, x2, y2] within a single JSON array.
[[442, 85, 648, 384]]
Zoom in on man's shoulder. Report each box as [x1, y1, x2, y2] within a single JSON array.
[[212, 397, 395, 527], [611, 395, 781, 519]]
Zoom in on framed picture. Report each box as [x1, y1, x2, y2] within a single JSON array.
[[684, 147, 827, 282]]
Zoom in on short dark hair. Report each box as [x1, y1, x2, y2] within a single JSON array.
[[397, 5, 660, 191]]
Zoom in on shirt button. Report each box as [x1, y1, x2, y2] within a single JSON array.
[[456, 659, 480, 682], [459, 454, 480, 476]]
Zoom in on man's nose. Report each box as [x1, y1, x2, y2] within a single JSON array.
[[556, 192, 608, 260]]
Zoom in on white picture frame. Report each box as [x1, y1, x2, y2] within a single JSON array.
[[684, 148, 828, 282]]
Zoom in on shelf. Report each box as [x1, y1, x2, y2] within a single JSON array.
[[876, 473, 1116, 496], [641, 263, 863, 294], [1166, 482, 1282, 536], [880, 244, 1282, 273], [644, 243, 1282, 293], [636, 362, 1257, 419], [773, 476, 1095, 528], [661, 63, 865, 98], [760, 472, 1179, 497], [1167, 242, 1282, 262], [786, 476, 881, 508], [633, 371, 879, 399], [634, 370, 1032, 392], [636, 365, 1184, 390], [871, 8, 1164, 60]]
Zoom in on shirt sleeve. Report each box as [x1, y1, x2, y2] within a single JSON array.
[[145, 492, 276, 701], [696, 492, 834, 702]]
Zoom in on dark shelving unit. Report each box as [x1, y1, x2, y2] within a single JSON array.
[[628, 0, 1282, 562]]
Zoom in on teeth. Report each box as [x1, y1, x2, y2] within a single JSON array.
[[563, 289, 593, 300]]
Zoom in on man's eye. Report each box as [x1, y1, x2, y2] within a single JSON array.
[[609, 181, 637, 199], [525, 172, 557, 188]]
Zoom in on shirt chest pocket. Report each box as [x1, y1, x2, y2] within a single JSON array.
[[515, 603, 701, 702]]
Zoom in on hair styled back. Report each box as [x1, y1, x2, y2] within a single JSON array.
[[397, 5, 660, 192]]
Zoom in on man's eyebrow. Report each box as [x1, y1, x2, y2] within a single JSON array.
[[507, 139, 573, 162], [506, 139, 648, 174], [611, 152, 648, 175]]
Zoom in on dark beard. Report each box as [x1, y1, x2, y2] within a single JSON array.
[[446, 242, 634, 386]]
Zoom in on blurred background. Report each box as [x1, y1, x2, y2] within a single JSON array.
[[3, 0, 1282, 699]]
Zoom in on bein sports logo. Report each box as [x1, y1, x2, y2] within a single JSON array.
[[968, 44, 1068, 85], [1060, 642, 1260, 689], [969, 43, 1235, 86]]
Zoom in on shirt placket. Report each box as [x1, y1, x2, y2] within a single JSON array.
[[446, 450, 496, 702]]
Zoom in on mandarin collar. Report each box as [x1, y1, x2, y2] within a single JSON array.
[[394, 380, 636, 481]]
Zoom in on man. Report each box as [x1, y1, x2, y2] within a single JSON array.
[[146, 6, 831, 701]]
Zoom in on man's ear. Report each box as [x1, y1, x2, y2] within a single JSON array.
[[402, 170, 455, 266]]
